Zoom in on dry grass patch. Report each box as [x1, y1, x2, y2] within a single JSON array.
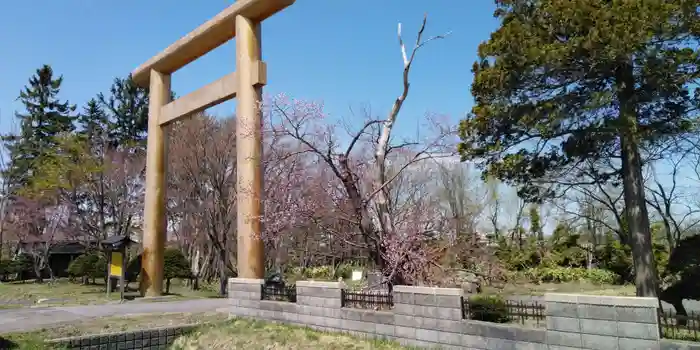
[[171, 318, 412, 350]]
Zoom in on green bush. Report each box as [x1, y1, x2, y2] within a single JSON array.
[[286, 264, 364, 282], [0, 259, 11, 280], [466, 295, 510, 323], [164, 248, 192, 294], [9, 254, 34, 280], [522, 267, 619, 285], [67, 252, 107, 283], [287, 266, 333, 280]]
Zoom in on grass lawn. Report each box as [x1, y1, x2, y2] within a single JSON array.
[[0, 278, 220, 308], [1, 316, 411, 350], [0, 312, 229, 349], [171, 318, 412, 350], [485, 281, 636, 296]]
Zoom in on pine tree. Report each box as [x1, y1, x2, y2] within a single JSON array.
[[528, 205, 543, 241], [97, 75, 149, 149], [458, 0, 699, 296], [77, 98, 110, 148], [3, 64, 76, 190]]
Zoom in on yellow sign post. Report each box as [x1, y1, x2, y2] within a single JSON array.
[[102, 236, 132, 302], [109, 252, 123, 277]]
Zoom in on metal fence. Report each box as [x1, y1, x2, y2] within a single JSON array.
[[462, 298, 546, 327], [261, 284, 297, 303], [341, 289, 393, 310], [659, 310, 700, 342]]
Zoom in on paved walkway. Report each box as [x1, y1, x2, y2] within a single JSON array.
[[0, 298, 232, 334]]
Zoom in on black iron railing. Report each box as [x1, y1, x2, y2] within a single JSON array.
[[341, 289, 393, 310], [659, 310, 700, 342], [462, 297, 545, 327], [261, 284, 297, 303]]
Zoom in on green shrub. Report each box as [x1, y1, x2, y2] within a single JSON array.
[[286, 264, 365, 282], [9, 254, 35, 280], [0, 259, 11, 280], [333, 263, 361, 280], [67, 252, 107, 283], [522, 267, 619, 285], [466, 295, 510, 323], [164, 248, 192, 293], [583, 268, 621, 285], [307, 266, 333, 279], [287, 266, 334, 281]]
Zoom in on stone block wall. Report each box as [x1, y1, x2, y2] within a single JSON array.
[[228, 278, 546, 349], [227, 278, 698, 350], [545, 293, 660, 350], [391, 285, 546, 349]]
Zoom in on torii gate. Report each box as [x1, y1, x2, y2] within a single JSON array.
[[131, 0, 295, 296]]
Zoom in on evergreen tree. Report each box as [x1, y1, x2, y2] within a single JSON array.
[[77, 98, 110, 148], [97, 75, 149, 149], [3, 64, 76, 190], [528, 205, 543, 241], [458, 1, 699, 296]]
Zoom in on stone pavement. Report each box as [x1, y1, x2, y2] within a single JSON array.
[[0, 298, 231, 334]]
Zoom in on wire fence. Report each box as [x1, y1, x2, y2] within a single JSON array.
[[341, 289, 393, 310], [462, 298, 546, 327], [261, 284, 297, 303], [659, 310, 700, 342]]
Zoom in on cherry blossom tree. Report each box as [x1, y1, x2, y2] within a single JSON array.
[[267, 15, 455, 286], [5, 196, 68, 281]]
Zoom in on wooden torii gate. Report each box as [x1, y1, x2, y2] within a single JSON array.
[[131, 0, 295, 296]]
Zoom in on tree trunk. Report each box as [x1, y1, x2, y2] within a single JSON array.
[[672, 300, 688, 327], [218, 247, 227, 296], [193, 277, 200, 291], [617, 61, 659, 297], [166, 278, 171, 294], [34, 258, 43, 283]]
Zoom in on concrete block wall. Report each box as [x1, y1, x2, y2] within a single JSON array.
[[391, 285, 546, 349], [228, 278, 546, 349], [46, 324, 200, 350], [227, 278, 693, 349], [545, 293, 661, 350]]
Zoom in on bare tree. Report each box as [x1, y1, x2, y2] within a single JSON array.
[[6, 197, 68, 281], [645, 150, 700, 252], [270, 15, 453, 286], [435, 161, 486, 240], [168, 114, 237, 295], [484, 177, 502, 240]]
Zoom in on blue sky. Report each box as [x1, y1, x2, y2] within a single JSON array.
[[0, 0, 499, 138]]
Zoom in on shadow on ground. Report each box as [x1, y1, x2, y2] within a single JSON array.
[[0, 337, 19, 349]]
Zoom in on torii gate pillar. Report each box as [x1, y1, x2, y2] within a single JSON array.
[[131, 0, 294, 297]]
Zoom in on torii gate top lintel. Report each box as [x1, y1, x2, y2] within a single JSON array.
[[131, 0, 295, 87]]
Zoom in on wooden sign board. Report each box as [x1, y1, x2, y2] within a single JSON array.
[[109, 251, 123, 277]]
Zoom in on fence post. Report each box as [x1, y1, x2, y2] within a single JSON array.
[[392, 286, 463, 346], [227, 277, 265, 318]]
